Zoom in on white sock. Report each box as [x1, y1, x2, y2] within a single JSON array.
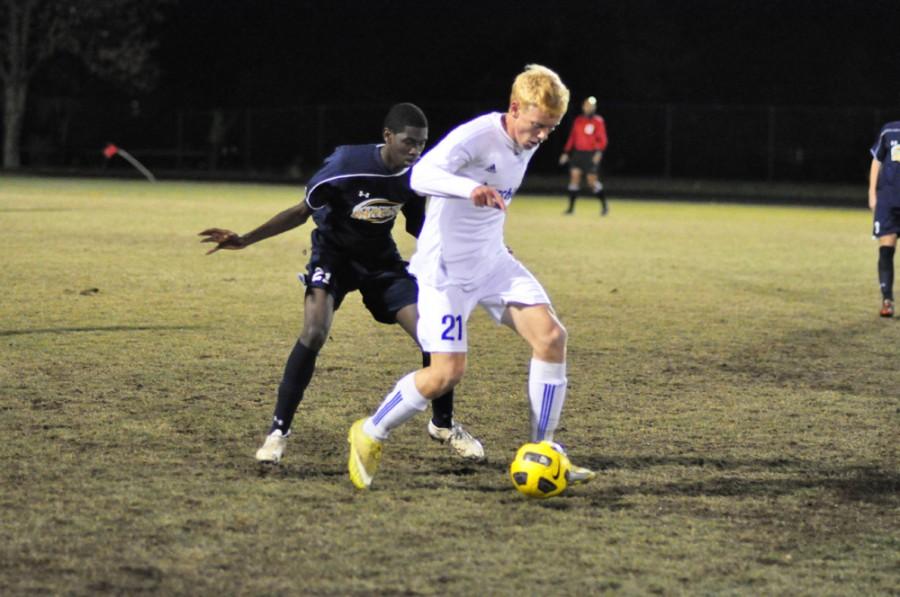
[[363, 372, 429, 441], [528, 358, 567, 442]]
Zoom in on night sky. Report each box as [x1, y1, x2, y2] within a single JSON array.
[[158, 0, 900, 110]]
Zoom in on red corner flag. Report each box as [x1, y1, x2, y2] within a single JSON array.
[[101, 142, 156, 182]]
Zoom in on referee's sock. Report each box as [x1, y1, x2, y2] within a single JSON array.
[[593, 181, 608, 214], [269, 341, 319, 435], [879, 245, 895, 300], [566, 183, 578, 213]]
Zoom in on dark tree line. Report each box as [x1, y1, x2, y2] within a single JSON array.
[[1, 0, 168, 168]]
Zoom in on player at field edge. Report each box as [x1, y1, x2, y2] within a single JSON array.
[[199, 103, 485, 464], [559, 96, 609, 215], [347, 65, 597, 490], [868, 120, 900, 317]]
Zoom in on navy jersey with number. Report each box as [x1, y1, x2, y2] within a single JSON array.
[[871, 121, 900, 205], [304, 144, 425, 261]]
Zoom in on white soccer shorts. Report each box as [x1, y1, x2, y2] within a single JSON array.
[[416, 255, 551, 353]]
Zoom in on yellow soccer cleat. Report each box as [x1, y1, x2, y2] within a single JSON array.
[[554, 444, 597, 486], [347, 418, 383, 489], [566, 463, 597, 485]]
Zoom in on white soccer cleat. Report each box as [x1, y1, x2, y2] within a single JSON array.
[[255, 429, 288, 463], [428, 420, 486, 461]]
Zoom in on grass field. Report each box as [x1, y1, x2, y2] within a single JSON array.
[[1, 175, 897, 596]]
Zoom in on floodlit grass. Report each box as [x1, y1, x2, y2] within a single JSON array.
[[1, 175, 897, 595]]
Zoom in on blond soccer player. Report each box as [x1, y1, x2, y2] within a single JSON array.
[[347, 64, 596, 489]]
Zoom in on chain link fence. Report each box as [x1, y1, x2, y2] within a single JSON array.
[[20, 99, 900, 184]]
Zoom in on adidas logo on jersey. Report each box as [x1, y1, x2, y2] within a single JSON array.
[[485, 164, 497, 173]]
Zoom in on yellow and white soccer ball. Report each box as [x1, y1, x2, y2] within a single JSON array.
[[509, 441, 571, 498]]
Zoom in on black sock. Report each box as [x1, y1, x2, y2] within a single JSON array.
[[879, 245, 895, 300], [423, 352, 454, 428], [596, 190, 608, 212], [566, 192, 577, 212], [269, 342, 319, 434]]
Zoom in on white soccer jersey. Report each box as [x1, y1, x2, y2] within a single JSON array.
[[409, 112, 538, 288]]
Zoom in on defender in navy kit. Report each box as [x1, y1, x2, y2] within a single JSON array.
[[200, 103, 485, 463], [868, 121, 900, 317], [302, 142, 425, 323]]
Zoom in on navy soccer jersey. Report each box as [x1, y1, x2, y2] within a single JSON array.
[[871, 121, 900, 206], [305, 144, 425, 261]]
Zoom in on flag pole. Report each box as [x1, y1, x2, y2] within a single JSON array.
[[103, 144, 157, 182]]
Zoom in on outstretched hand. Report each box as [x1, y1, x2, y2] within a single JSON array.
[[199, 228, 244, 254], [470, 185, 506, 211]]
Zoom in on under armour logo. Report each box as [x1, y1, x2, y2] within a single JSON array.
[[485, 164, 497, 173], [358, 190, 370, 198]]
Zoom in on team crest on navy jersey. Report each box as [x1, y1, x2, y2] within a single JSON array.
[[351, 198, 403, 223]]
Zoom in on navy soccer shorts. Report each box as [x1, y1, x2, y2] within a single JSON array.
[[300, 244, 417, 324], [569, 150, 600, 175], [873, 201, 900, 237]]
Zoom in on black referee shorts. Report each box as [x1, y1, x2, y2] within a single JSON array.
[[569, 150, 599, 174]]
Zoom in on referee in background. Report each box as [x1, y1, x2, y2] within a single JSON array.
[[559, 96, 609, 215]]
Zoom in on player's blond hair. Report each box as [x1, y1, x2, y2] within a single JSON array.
[[510, 64, 570, 118]]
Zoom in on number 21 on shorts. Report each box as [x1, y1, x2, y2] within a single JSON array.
[[441, 314, 464, 341]]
